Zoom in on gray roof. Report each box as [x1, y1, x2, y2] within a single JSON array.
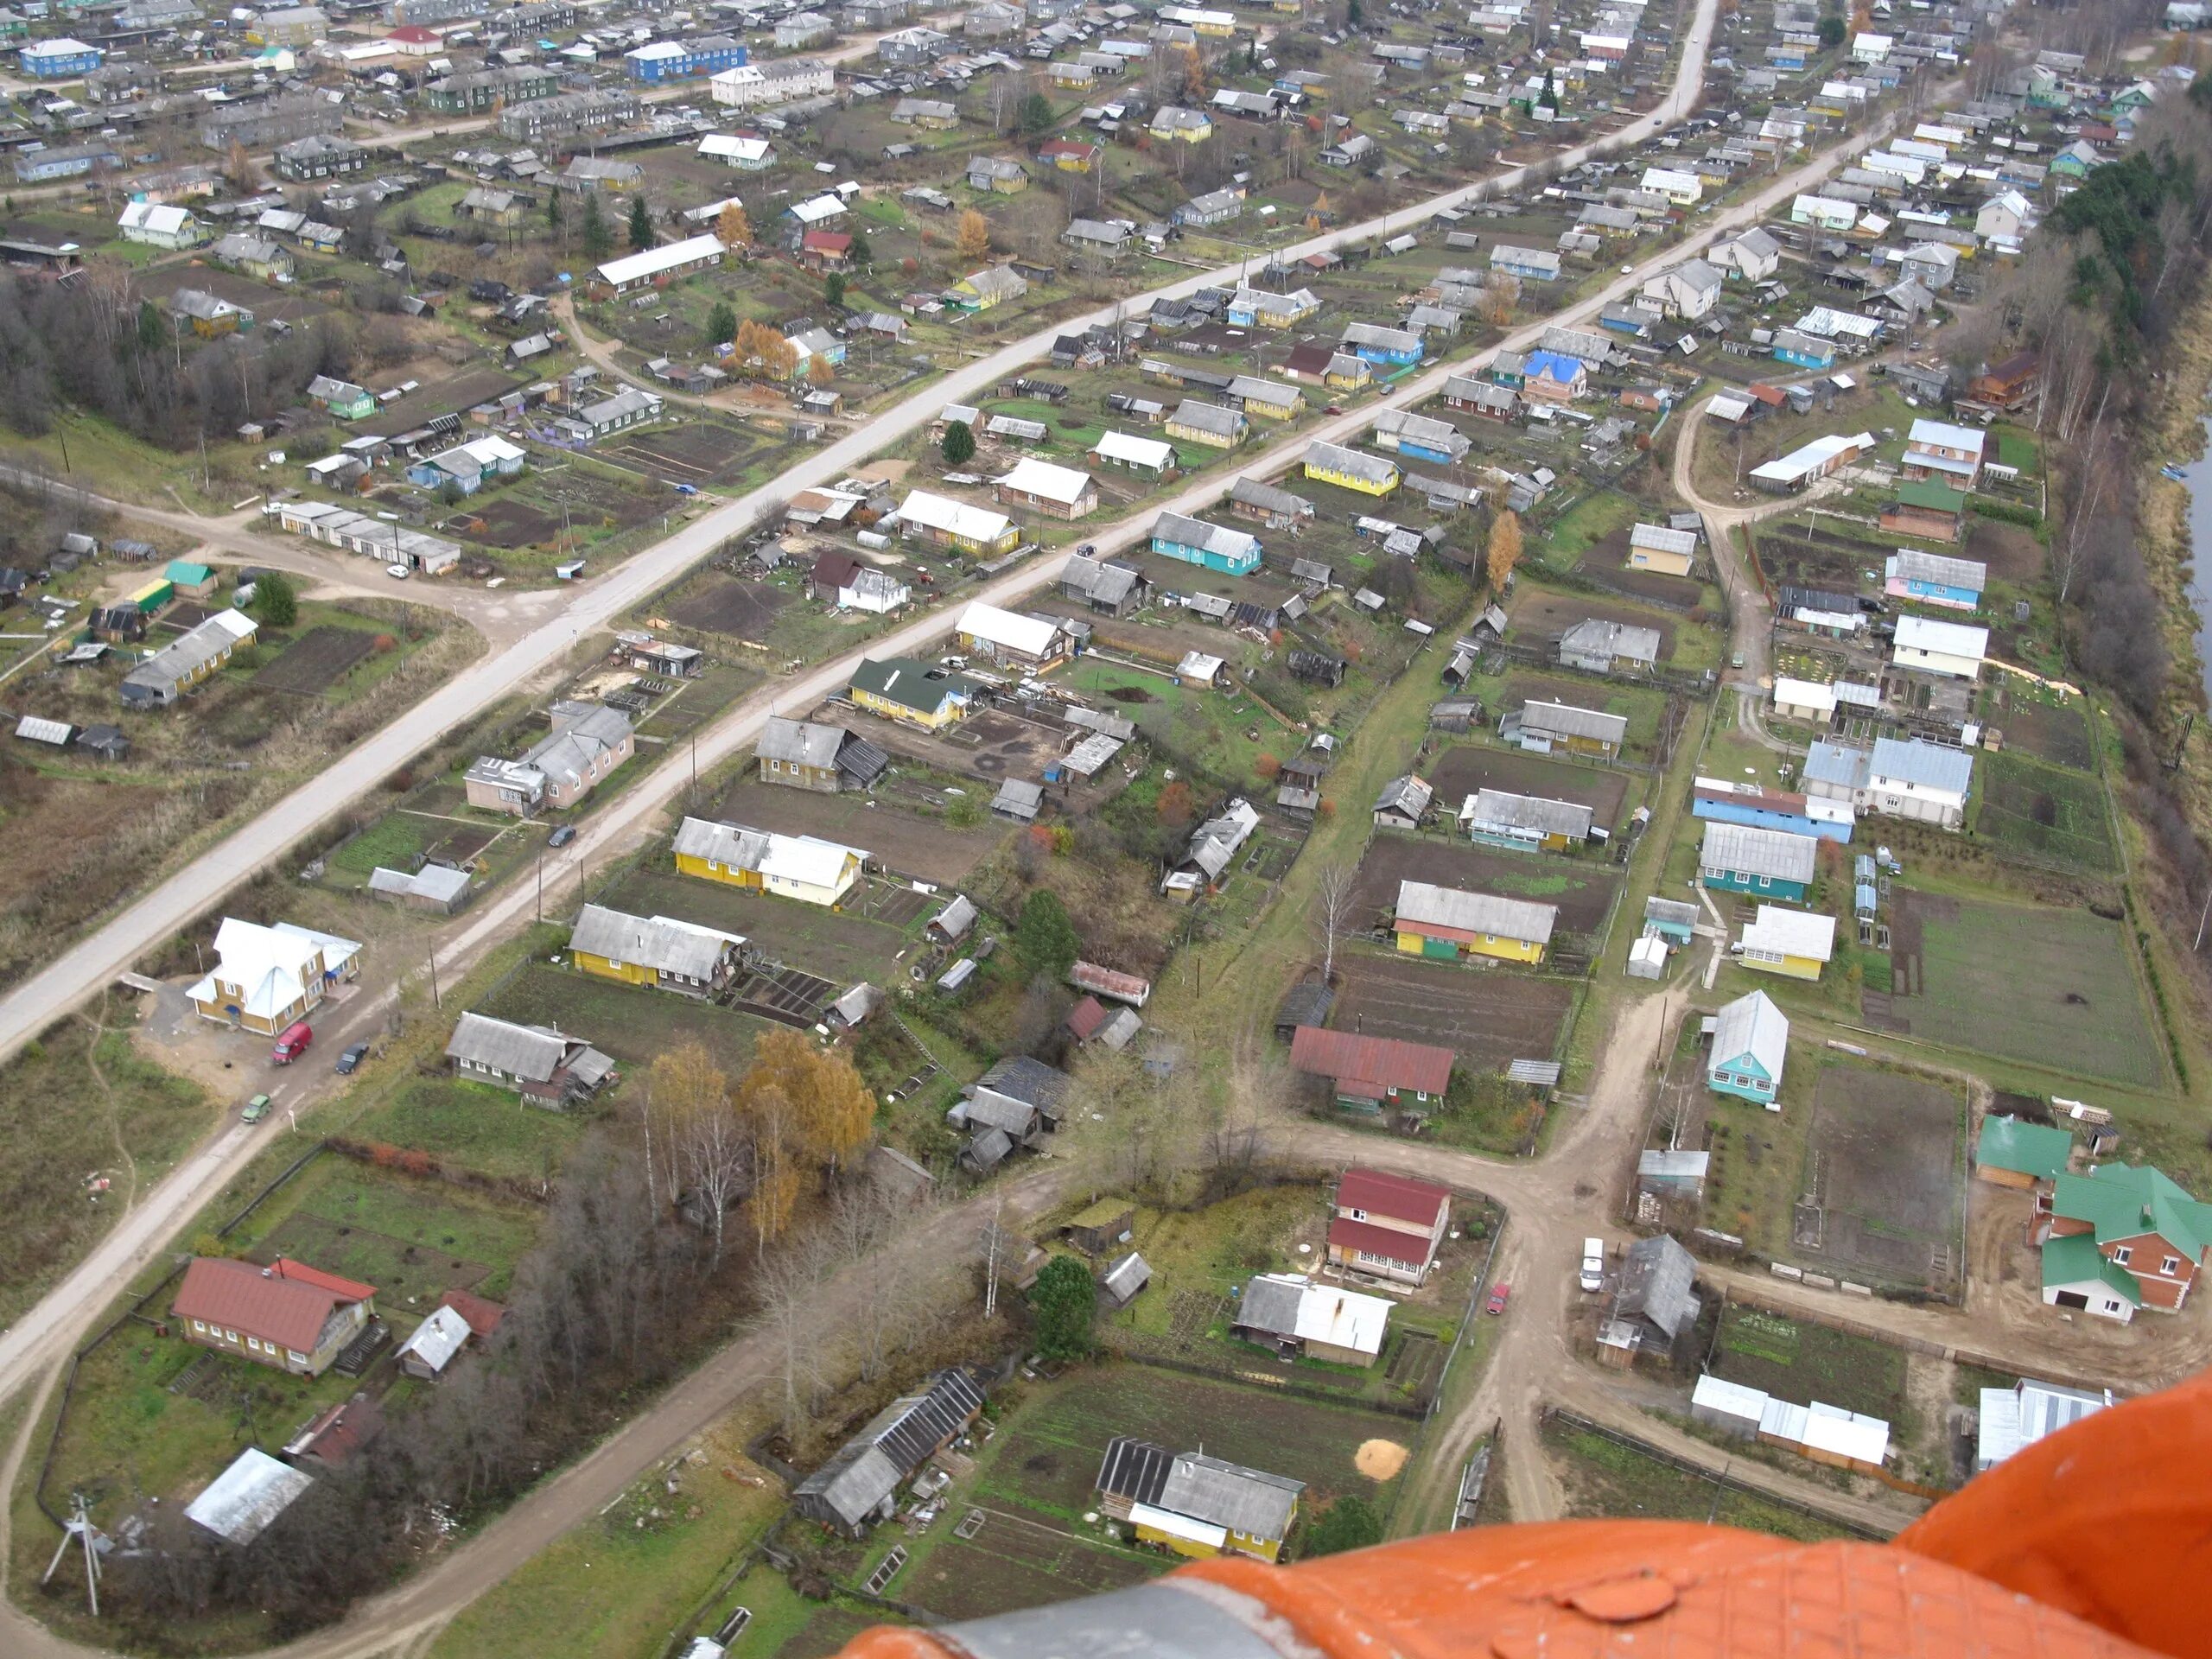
[[1061, 552, 1144, 607], [445, 1011, 576, 1084], [970, 1054, 1071, 1113], [758, 715, 849, 769], [931, 893, 977, 940], [568, 905, 736, 981], [1153, 511, 1258, 563], [1395, 880, 1556, 945], [1229, 476, 1313, 518], [1711, 988, 1788, 1078], [1160, 1452, 1304, 1541], [1374, 774, 1433, 817], [1886, 550, 1986, 594], [993, 779, 1045, 817], [795, 1370, 985, 1528], [1615, 1235, 1702, 1342], [1700, 821, 1818, 884], [1645, 896, 1701, 928], [1803, 739, 1873, 791], [1103, 1250, 1150, 1303], [1560, 617, 1662, 666], [1519, 700, 1628, 745], [1236, 1272, 1305, 1338], [366, 863, 471, 905], [1871, 735, 1974, 794], [1170, 399, 1243, 437], [1467, 789, 1592, 839]]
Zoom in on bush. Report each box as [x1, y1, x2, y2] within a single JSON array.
[[1968, 495, 2042, 528], [1305, 1496, 1383, 1556], [1028, 1255, 1096, 1360], [254, 571, 298, 627]]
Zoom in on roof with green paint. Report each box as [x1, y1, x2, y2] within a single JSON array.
[[2050, 1163, 2212, 1263], [1976, 1116, 2072, 1181], [1891, 479, 1966, 513], [2040, 1231, 2140, 1305]]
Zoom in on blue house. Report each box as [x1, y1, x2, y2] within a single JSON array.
[[1698, 821, 1816, 904], [1341, 321, 1421, 367], [1644, 896, 1698, 947], [624, 35, 746, 81], [1693, 779, 1853, 843], [1707, 988, 1788, 1106], [1767, 45, 1807, 69], [1770, 328, 1836, 370], [20, 36, 101, 77], [13, 141, 118, 182], [1884, 548, 1986, 610], [1150, 509, 1261, 575]]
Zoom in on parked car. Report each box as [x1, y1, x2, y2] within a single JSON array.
[[271, 1021, 313, 1065], [335, 1041, 370, 1075], [242, 1093, 272, 1124], [548, 823, 576, 848], [1485, 1282, 1510, 1315], [386, 563, 410, 580], [1579, 1236, 1605, 1293]]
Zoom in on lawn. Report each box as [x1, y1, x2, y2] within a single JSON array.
[[1539, 488, 1643, 570], [327, 810, 437, 877], [1974, 749, 2117, 873], [1710, 1303, 1908, 1421], [483, 960, 777, 1080], [346, 1073, 598, 1185], [428, 1419, 785, 1659], [1059, 657, 1302, 785], [1541, 1418, 1858, 1542], [1890, 892, 2163, 1089], [0, 1013, 216, 1331]]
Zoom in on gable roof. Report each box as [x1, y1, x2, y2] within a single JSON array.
[[569, 903, 741, 979], [1977, 1116, 2073, 1181], [758, 715, 849, 768], [1711, 988, 1788, 1077], [1336, 1166, 1449, 1225], [1700, 820, 1818, 884], [1160, 1452, 1303, 1541], [1289, 1025, 1454, 1096], [1395, 879, 1557, 945], [796, 1369, 987, 1527], [1616, 1235, 1702, 1341], [1096, 1436, 1173, 1506], [1738, 905, 1837, 963], [2041, 1230, 2141, 1305], [173, 1255, 376, 1355]]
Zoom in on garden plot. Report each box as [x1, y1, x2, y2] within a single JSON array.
[[1878, 891, 2161, 1088], [1426, 745, 1630, 828], [668, 572, 792, 639], [1709, 1304, 1909, 1423], [1791, 1064, 1964, 1294], [134, 264, 334, 327], [354, 365, 526, 439], [1986, 691, 2093, 772], [1350, 836, 1621, 935], [254, 625, 380, 696], [1961, 518, 2045, 585], [1576, 532, 1706, 609], [601, 419, 779, 487], [708, 777, 1005, 886], [601, 866, 918, 987], [1751, 521, 1885, 594], [1975, 750, 2116, 871], [1491, 671, 1670, 762], [1506, 588, 1681, 661], [1332, 950, 1574, 1074]]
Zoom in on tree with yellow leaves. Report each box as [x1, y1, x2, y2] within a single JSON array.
[[743, 1082, 802, 1250], [747, 1027, 874, 1178], [1174, 42, 1208, 103], [957, 207, 993, 261], [644, 1042, 748, 1265], [716, 199, 752, 252], [807, 354, 834, 386], [1486, 510, 1523, 592]]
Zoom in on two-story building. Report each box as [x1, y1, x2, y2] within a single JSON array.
[[2043, 1163, 2212, 1321], [1901, 417, 1986, 491], [185, 917, 362, 1033], [1325, 1167, 1452, 1284], [1707, 988, 1788, 1106]]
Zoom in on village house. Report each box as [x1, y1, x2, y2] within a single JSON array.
[[1508, 700, 1627, 759], [121, 608, 257, 706], [1166, 399, 1247, 449], [755, 717, 888, 792], [1461, 790, 1593, 852], [849, 657, 975, 729], [1559, 619, 1661, 676], [1059, 553, 1151, 615], [1700, 822, 1817, 903], [1707, 988, 1788, 1106], [1976, 1116, 2074, 1192], [568, 905, 744, 997], [1394, 880, 1556, 965], [1901, 418, 1986, 491], [896, 489, 1019, 554], [955, 601, 1073, 671], [1303, 440, 1399, 496], [1881, 484, 1970, 548], [2042, 1164, 2212, 1321], [995, 457, 1098, 519], [1095, 1440, 1303, 1562], [1372, 773, 1433, 830], [365, 865, 473, 915], [672, 818, 866, 907], [1151, 510, 1261, 574], [464, 702, 634, 817], [1163, 798, 1261, 900], [1605, 1236, 1704, 1363], [793, 1370, 987, 1536], [444, 1010, 616, 1108], [1231, 1273, 1391, 1366], [949, 1055, 1071, 1170], [1326, 1166, 1452, 1283], [1976, 1378, 2111, 1472], [172, 1256, 377, 1377], [1734, 906, 1836, 982], [187, 918, 362, 1034], [1804, 735, 1974, 830]]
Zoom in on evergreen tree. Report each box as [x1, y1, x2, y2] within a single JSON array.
[[626, 193, 653, 251], [255, 571, 297, 628], [705, 301, 738, 350], [581, 193, 612, 261], [941, 417, 977, 466], [1014, 888, 1080, 979], [1019, 91, 1055, 132], [1028, 1255, 1096, 1360], [824, 272, 846, 308], [137, 301, 165, 353]]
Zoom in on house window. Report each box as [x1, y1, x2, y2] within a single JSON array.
[[1347, 1207, 1366, 1221], [246, 1337, 262, 1352], [2163, 1255, 2181, 1276], [2104, 1300, 2123, 1314], [225, 1329, 238, 1343], [2113, 1246, 2133, 1267], [191, 1319, 206, 1333]]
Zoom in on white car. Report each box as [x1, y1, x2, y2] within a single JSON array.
[[385, 563, 410, 580], [1580, 1237, 1605, 1293]]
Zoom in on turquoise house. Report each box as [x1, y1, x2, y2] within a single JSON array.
[[1150, 509, 1261, 575], [1707, 988, 1787, 1106], [1698, 821, 1816, 904]]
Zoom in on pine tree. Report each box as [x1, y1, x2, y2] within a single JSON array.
[[941, 418, 976, 466], [824, 272, 846, 308], [705, 301, 737, 351], [626, 193, 653, 251], [581, 192, 612, 260]]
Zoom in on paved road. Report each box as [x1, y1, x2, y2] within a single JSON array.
[[0, 0, 1724, 1070]]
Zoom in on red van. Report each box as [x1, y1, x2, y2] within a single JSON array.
[[271, 1021, 313, 1065]]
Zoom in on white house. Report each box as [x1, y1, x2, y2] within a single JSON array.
[[1865, 736, 1973, 830], [118, 200, 205, 249], [1791, 194, 1859, 233], [1641, 258, 1723, 320], [1640, 167, 1703, 207], [1891, 614, 1987, 680], [1711, 227, 1781, 283]]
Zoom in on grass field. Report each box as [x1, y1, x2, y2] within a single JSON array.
[[1539, 489, 1643, 569], [0, 1013, 215, 1331], [1889, 893, 2163, 1089], [483, 961, 779, 1079], [1541, 1418, 1858, 1542], [1711, 1303, 1907, 1421], [1974, 750, 2117, 872], [346, 1073, 597, 1184]]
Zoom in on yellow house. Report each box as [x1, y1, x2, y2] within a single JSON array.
[[1149, 106, 1213, 143], [849, 656, 976, 729], [1325, 355, 1373, 391], [1229, 375, 1303, 421], [672, 817, 865, 906], [1736, 906, 1836, 982], [186, 918, 361, 1035], [569, 905, 742, 997], [1392, 879, 1555, 966], [1628, 522, 1696, 575], [1302, 440, 1399, 496], [1098, 1440, 1303, 1565]]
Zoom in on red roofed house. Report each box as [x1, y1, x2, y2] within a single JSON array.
[[1326, 1168, 1453, 1286], [801, 229, 854, 270], [387, 23, 442, 54], [171, 1256, 378, 1376], [437, 1287, 506, 1339], [1288, 1024, 1453, 1118]]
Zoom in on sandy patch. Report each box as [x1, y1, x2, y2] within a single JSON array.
[[1355, 1439, 1409, 1481], [853, 458, 912, 483]]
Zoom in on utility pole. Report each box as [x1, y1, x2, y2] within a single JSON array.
[[536, 849, 544, 922], [982, 1193, 1005, 1319], [428, 949, 441, 1010]]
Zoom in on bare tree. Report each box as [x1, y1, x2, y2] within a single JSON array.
[[757, 1240, 830, 1436], [1313, 858, 1357, 984]]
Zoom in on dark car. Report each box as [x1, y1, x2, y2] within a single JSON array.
[[548, 823, 577, 848], [335, 1042, 370, 1075]]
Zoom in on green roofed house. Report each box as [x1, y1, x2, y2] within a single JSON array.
[[849, 656, 976, 731], [165, 559, 219, 600], [1975, 1116, 2072, 1192], [2041, 1162, 2212, 1321]]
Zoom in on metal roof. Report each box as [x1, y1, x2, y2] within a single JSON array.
[[1711, 988, 1789, 1079], [1395, 879, 1557, 945], [1465, 789, 1592, 838], [1160, 1453, 1304, 1541], [184, 1448, 315, 1546], [569, 904, 740, 981], [1518, 700, 1628, 745], [1869, 735, 1974, 795], [1738, 906, 1837, 963], [1700, 821, 1818, 884], [1615, 1235, 1702, 1341]]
